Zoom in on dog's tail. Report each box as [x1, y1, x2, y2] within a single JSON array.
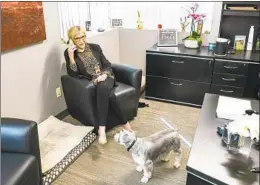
[[160, 117, 192, 148]]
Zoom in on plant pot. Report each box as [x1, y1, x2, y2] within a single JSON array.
[[183, 39, 200, 49]]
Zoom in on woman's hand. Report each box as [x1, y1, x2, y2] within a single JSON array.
[[97, 74, 107, 82], [68, 46, 76, 63]]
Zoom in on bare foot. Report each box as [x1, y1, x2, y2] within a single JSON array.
[[98, 135, 107, 144], [123, 122, 134, 132], [98, 126, 107, 144]]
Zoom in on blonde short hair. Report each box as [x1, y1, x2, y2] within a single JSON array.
[[67, 26, 86, 40]]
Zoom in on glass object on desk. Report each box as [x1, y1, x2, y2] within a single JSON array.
[[238, 136, 253, 156], [222, 124, 253, 157]]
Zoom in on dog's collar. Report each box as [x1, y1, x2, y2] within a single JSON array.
[[127, 139, 136, 152]]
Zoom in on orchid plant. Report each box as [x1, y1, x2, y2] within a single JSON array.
[[182, 3, 207, 45], [180, 17, 190, 32]]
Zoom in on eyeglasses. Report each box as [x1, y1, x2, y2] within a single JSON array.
[[73, 35, 86, 42]]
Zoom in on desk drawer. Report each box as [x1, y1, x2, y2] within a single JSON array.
[[214, 59, 248, 76], [146, 76, 210, 105], [210, 85, 244, 98], [146, 53, 213, 83], [212, 73, 246, 87]]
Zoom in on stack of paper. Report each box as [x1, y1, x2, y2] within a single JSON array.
[[216, 96, 252, 120]]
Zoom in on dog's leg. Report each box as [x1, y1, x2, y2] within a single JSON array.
[[141, 160, 153, 183], [132, 154, 143, 172], [173, 149, 182, 168], [161, 151, 172, 162], [136, 165, 143, 172]]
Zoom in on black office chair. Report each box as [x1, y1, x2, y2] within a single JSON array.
[[61, 63, 142, 132]]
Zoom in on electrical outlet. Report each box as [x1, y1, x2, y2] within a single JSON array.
[[56, 87, 62, 98]]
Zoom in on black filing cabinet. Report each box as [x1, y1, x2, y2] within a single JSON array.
[[146, 53, 212, 106], [210, 59, 248, 98], [145, 45, 260, 107]]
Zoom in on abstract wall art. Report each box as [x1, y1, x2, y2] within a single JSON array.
[[1, 2, 46, 52]]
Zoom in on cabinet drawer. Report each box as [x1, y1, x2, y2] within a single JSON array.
[[244, 63, 260, 99], [214, 59, 248, 76], [146, 53, 213, 83], [146, 76, 210, 106], [210, 85, 244, 98], [212, 73, 246, 87]]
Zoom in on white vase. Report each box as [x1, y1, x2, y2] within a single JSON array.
[[183, 39, 199, 49]]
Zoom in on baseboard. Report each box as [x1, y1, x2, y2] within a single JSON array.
[[55, 109, 69, 120]]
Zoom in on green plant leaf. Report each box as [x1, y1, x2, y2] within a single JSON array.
[[182, 36, 192, 40], [137, 11, 140, 18], [191, 31, 200, 37]]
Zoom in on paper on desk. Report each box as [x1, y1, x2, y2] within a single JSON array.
[[216, 96, 252, 120]]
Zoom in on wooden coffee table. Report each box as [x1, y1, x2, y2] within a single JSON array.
[[186, 94, 259, 185]]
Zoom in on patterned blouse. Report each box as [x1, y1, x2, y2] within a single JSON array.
[[69, 44, 113, 84]]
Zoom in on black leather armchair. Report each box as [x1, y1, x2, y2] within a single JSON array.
[[61, 63, 142, 132], [1, 118, 42, 185]]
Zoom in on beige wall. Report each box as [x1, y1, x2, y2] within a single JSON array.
[[1, 3, 119, 123], [119, 29, 158, 75], [1, 2, 66, 123], [87, 29, 120, 64]]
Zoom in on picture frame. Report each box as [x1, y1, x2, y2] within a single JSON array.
[[234, 35, 246, 50], [85, 21, 91, 31], [111, 19, 123, 28], [157, 29, 178, 47]]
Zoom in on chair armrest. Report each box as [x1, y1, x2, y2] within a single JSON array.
[[61, 75, 96, 108], [61, 75, 97, 125], [112, 63, 142, 90], [1, 118, 42, 172], [61, 75, 95, 90]]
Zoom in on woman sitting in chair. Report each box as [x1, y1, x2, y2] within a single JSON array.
[[65, 26, 132, 144]]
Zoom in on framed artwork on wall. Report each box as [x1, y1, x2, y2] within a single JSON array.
[[157, 29, 178, 47], [111, 19, 123, 28], [1, 2, 46, 52], [85, 21, 91, 31]]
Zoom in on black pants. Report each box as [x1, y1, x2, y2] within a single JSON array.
[[96, 77, 127, 126]]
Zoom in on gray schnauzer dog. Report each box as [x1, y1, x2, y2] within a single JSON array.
[[114, 128, 182, 183]]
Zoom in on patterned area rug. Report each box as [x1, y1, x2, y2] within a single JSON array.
[[38, 116, 96, 185], [53, 98, 200, 185]]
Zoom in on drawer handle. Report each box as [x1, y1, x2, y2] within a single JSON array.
[[222, 78, 236, 81], [223, 66, 238, 69], [172, 60, 184, 64], [171, 82, 182, 86], [220, 89, 234, 93]]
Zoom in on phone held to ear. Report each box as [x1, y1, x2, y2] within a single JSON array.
[[67, 41, 77, 52], [67, 39, 75, 47]]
